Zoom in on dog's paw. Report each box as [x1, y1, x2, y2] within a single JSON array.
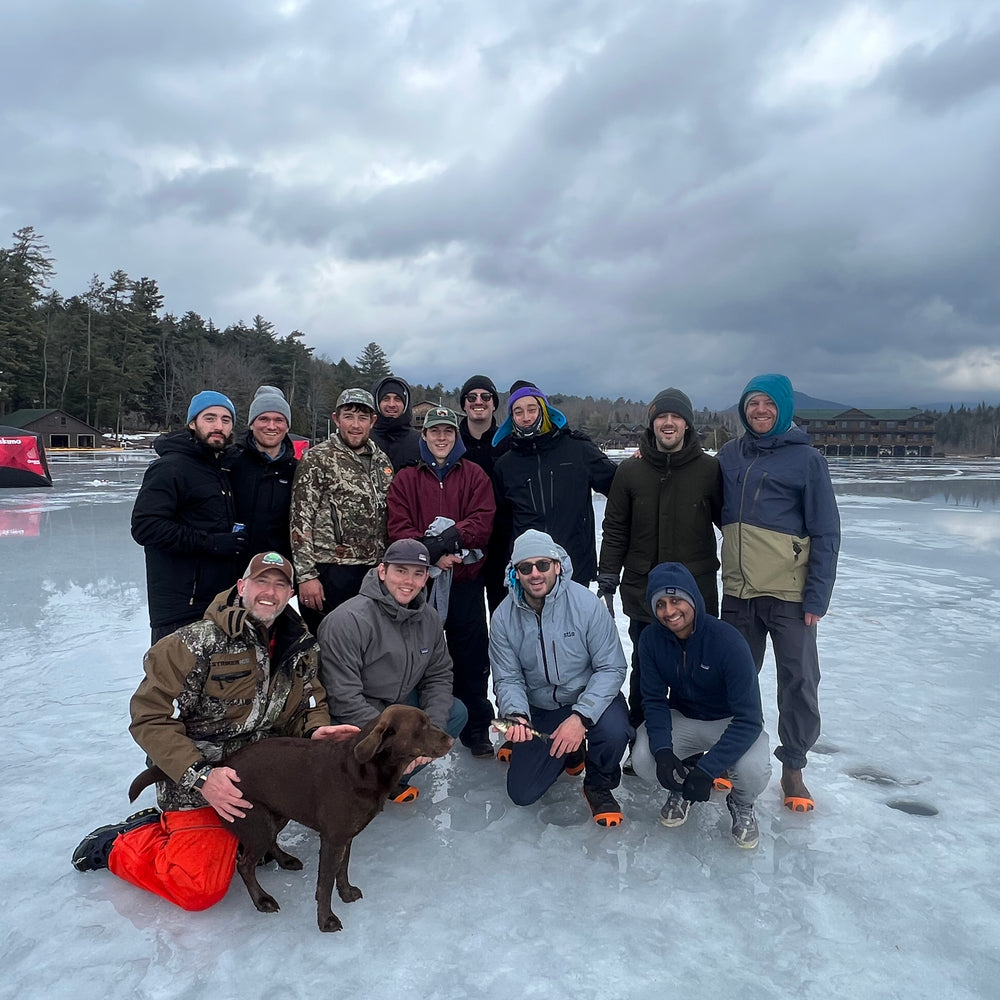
[[253, 893, 281, 914], [338, 884, 363, 903], [318, 912, 344, 933], [279, 855, 303, 871]]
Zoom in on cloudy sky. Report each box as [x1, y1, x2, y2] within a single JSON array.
[[3, 0, 999, 410]]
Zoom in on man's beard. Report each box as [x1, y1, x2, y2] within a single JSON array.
[[193, 427, 235, 451]]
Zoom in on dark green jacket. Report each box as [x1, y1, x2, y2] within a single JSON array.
[[598, 429, 722, 622]]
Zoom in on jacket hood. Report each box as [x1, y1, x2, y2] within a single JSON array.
[[418, 432, 467, 480], [358, 565, 427, 620], [739, 373, 795, 438], [646, 561, 706, 638], [504, 538, 574, 606], [372, 375, 413, 425], [492, 400, 568, 447]]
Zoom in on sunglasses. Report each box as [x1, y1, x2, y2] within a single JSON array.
[[465, 392, 493, 402], [515, 559, 554, 576]]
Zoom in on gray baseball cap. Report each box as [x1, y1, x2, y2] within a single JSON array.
[[336, 388, 376, 412], [381, 538, 431, 566]]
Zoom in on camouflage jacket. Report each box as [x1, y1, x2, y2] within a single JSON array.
[[289, 432, 394, 581], [128, 588, 330, 811]]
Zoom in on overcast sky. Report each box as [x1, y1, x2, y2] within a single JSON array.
[[3, 0, 999, 410]]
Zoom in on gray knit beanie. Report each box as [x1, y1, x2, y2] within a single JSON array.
[[647, 387, 694, 429], [248, 385, 291, 425]]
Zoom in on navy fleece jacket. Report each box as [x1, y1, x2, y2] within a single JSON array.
[[638, 562, 764, 777]]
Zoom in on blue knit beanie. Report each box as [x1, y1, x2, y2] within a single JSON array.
[[187, 390, 236, 424]]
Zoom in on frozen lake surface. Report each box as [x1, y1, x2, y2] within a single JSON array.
[[1, 452, 998, 1000]]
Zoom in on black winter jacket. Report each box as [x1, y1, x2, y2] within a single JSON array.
[[131, 431, 241, 629], [599, 429, 722, 622], [493, 427, 616, 585], [228, 430, 298, 559]]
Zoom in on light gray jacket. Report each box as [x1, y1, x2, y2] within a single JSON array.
[[490, 547, 627, 724]]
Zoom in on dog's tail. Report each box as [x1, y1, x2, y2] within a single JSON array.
[[128, 765, 168, 802]]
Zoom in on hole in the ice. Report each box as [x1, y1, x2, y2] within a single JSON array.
[[811, 741, 840, 755], [886, 799, 938, 816]]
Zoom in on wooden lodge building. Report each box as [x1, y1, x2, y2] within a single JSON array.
[[794, 408, 936, 457], [3, 409, 107, 449]]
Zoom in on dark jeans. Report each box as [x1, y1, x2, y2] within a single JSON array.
[[506, 694, 633, 806], [442, 578, 495, 742], [721, 594, 821, 770], [299, 563, 371, 635]]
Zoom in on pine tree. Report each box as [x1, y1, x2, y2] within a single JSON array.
[[354, 341, 392, 384]]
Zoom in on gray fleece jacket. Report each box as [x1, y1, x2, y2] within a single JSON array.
[[316, 568, 454, 728]]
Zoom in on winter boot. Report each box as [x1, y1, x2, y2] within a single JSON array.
[[563, 742, 587, 777], [72, 807, 160, 871], [389, 782, 419, 804], [582, 785, 623, 827]]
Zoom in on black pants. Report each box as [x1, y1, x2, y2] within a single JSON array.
[[721, 594, 821, 770], [442, 577, 494, 742], [299, 563, 371, 635]]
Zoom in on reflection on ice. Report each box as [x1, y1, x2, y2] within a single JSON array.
[[0, 454, 998, 1000]]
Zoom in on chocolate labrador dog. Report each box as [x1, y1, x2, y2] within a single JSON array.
[[128, 704, 453, 932]]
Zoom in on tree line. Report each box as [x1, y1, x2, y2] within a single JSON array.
[[0, 226, 693, 442], [6, 226, 991, 453]]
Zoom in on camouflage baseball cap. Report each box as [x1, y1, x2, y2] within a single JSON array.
[[422, 406, 459, 431], [243, 551, 294, 584], [336, 388, 376, 412]]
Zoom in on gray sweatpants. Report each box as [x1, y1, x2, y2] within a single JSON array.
[[631, 717, 772, 806]]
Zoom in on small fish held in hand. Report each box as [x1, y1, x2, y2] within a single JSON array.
[[491, 717, 551, 741]]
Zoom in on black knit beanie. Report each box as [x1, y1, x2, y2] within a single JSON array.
[[459, 375, 500, 409], [648, 388, 695, 428]]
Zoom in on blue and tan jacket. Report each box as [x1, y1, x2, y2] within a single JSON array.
[[717, 374, 840, 616]]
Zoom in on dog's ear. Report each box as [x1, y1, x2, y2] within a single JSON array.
[[354, 719, 392, 763]]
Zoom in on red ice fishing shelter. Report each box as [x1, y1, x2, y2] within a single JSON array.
[[0, 426, 53, 487]]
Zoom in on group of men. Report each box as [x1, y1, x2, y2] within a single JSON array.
[[73, 370, 839, 912]]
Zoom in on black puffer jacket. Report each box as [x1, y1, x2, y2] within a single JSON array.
[[599, 428, 722, 621], [131, 431, 241, 629], [228, 430, 298, 559], [493, 427, 616, 585]]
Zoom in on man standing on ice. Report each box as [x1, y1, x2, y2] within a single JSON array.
[[630, 562, 771, 848], [131, 390, 247, 643], [597, 386, 723, 733], [717, 374, 840, 812], [71, 551, 358, 909]]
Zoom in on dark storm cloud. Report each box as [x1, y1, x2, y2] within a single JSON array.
[[2, 0, 999, 408]]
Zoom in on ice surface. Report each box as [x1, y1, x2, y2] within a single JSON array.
[[1, 453, 998, 1000]]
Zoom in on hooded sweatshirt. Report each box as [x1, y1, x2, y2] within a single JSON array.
[[638, 562, 763, 778], [316, 567, 454, 729], [717, 374, 841, 615]]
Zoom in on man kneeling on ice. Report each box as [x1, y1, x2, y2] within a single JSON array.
[[630, 562, 772, 848], [72, 552, 359, 909], [490, 529, 632, 826]]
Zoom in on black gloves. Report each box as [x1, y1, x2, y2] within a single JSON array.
[[208, 529, 248, 557], [422, 525, 462, 564], [654, 750, 688, 792], [681, 765, 714, 803], [596, 573, 619, 597]]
